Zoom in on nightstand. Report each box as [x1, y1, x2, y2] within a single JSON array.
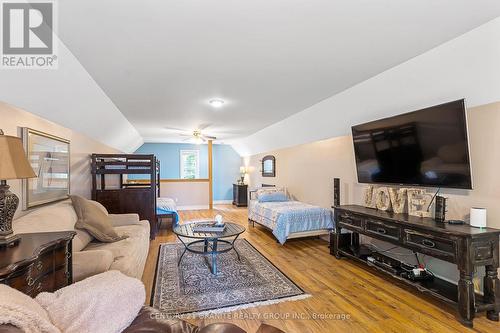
[[233, 184, 248, 207], [0, 231, 76, 297]]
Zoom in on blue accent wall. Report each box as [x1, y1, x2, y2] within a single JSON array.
[[135, 143, 209, 178], [133, 143, 241, 201]]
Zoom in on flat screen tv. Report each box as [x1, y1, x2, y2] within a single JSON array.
[[351, 99, 472, 189]]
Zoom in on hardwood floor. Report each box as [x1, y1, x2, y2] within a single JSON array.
[[142, 205, 499, 333]]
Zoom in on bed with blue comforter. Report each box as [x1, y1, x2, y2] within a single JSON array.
[[248, 199, 334, 244], [156, 197, 179, 225]]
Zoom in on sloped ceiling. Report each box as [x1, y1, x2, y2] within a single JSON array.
[[57, 0, 500, 147], [232, 17, 500, 156], [0, 37, 143, 152]]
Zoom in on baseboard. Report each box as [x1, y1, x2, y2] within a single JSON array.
[[214, 200, 232, 204]]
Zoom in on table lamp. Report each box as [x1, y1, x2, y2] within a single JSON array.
[[0, 129, 37, 246], [239, 166, 247, 185]]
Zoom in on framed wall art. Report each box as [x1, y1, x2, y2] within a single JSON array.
[[261, 155, 276, 177], [22, 128, 70, 210]]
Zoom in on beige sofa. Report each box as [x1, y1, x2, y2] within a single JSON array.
[[12, 200, 150, 282]]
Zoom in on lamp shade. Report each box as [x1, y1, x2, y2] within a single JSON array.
[[0, 134, 36, 180], [240, 166, 247, 174]]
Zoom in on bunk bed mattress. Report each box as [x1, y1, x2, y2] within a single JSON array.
[[248, 200, 334, 244], [156, 197, 179, 220]]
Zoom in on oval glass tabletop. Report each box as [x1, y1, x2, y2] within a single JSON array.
[[173, 221, 246, 239]]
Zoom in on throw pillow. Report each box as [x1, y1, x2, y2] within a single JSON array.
[[70, 195, 127, 243], [257, 186, 281, 197]]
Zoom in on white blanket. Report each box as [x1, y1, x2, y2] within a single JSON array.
[[36, 270, 145, 333], [157, 197, 177, 212], [0, 284, 60, 333]]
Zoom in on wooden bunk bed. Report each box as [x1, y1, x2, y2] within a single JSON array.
[[91, 154, 159, 239]]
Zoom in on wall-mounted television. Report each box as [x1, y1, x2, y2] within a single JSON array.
[[351, 99, 473, 189]]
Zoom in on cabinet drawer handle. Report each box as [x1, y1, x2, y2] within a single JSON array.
[[421, 239, 436, 248], [66, 252, 72, 259], [36, 261, 43, 271], [36, 282, 42, 291], [376, 227, 387, 234], [27, 277, 34, 287]]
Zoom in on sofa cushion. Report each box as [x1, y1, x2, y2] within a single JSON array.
[[109, 214, 140, 227], [72, 250, 114, 282], [84, 221, 150, 279], [13, 200, 94, 252], [72, 229, 94, 253], [71, 195, 127, 243]]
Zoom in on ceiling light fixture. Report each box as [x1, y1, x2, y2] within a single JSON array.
[[209, 98, 225, 108]]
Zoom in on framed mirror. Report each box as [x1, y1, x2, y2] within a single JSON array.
[[262, 155, 276, 177]]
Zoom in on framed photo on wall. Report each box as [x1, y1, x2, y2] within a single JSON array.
[[261, 155, 276, 177], [22, 128, 70, 210]]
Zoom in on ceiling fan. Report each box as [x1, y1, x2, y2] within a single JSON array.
[[182, 130, 216, 143], [164, 124, 217, 144]]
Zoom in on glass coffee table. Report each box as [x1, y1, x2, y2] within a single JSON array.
[[173, 221, 246, 275]]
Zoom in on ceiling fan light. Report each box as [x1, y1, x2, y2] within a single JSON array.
[[209, 99, 225, 108], [194, 137, 203, 145]]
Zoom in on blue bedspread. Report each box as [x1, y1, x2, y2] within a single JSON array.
[[248, 200, 334, 244], [156, 197, 179, 225]]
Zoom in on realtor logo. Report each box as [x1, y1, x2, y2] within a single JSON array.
[[1, 1, 57, 69]]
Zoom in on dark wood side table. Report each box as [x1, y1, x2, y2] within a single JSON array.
[[0, 231, 76, 297], [233, 184, 248, 207]]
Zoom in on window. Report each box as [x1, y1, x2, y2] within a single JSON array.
[[180, 150, 200, 179]]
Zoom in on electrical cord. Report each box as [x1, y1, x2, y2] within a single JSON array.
[[426, 187, 441, 212], [414, 252, 421, 266], [369, 244, 436, 278], [368, 243, 417, 256]]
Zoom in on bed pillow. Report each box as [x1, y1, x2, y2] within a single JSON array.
[[258, 191, 288, 202], [256, 186, 282, 197]]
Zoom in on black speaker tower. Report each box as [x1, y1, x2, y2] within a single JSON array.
[[334, 178, 340, 206], [435, 195, 447, 222]]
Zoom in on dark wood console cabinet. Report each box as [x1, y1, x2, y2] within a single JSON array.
[[331, 205, 500, 328], [0, 231, 75, 297], [233, 184, 248, 207]]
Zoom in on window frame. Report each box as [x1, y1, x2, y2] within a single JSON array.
[[179, 149, 200, 179]]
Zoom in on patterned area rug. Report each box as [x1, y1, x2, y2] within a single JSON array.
[[151, 239, 309, 316]]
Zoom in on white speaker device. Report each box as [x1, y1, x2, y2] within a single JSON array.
[[470, 207, 487, 228]]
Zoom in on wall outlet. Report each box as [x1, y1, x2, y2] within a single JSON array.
[[175, 198, 178, 202]]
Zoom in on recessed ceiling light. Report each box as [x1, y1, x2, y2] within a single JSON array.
[[209, 98, 225, 108]]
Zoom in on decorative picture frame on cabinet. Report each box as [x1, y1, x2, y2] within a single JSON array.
[[22, 128, 70, 210]]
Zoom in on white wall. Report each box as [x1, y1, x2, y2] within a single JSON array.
[[159, 181, 210, 210], [0, 36, 143, 153], [232, 16, 500, 157], [1, 101, 120, 218]]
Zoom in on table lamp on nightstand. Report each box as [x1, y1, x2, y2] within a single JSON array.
[[0, 129, 36, 247], [239, 166, 247, 185]]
